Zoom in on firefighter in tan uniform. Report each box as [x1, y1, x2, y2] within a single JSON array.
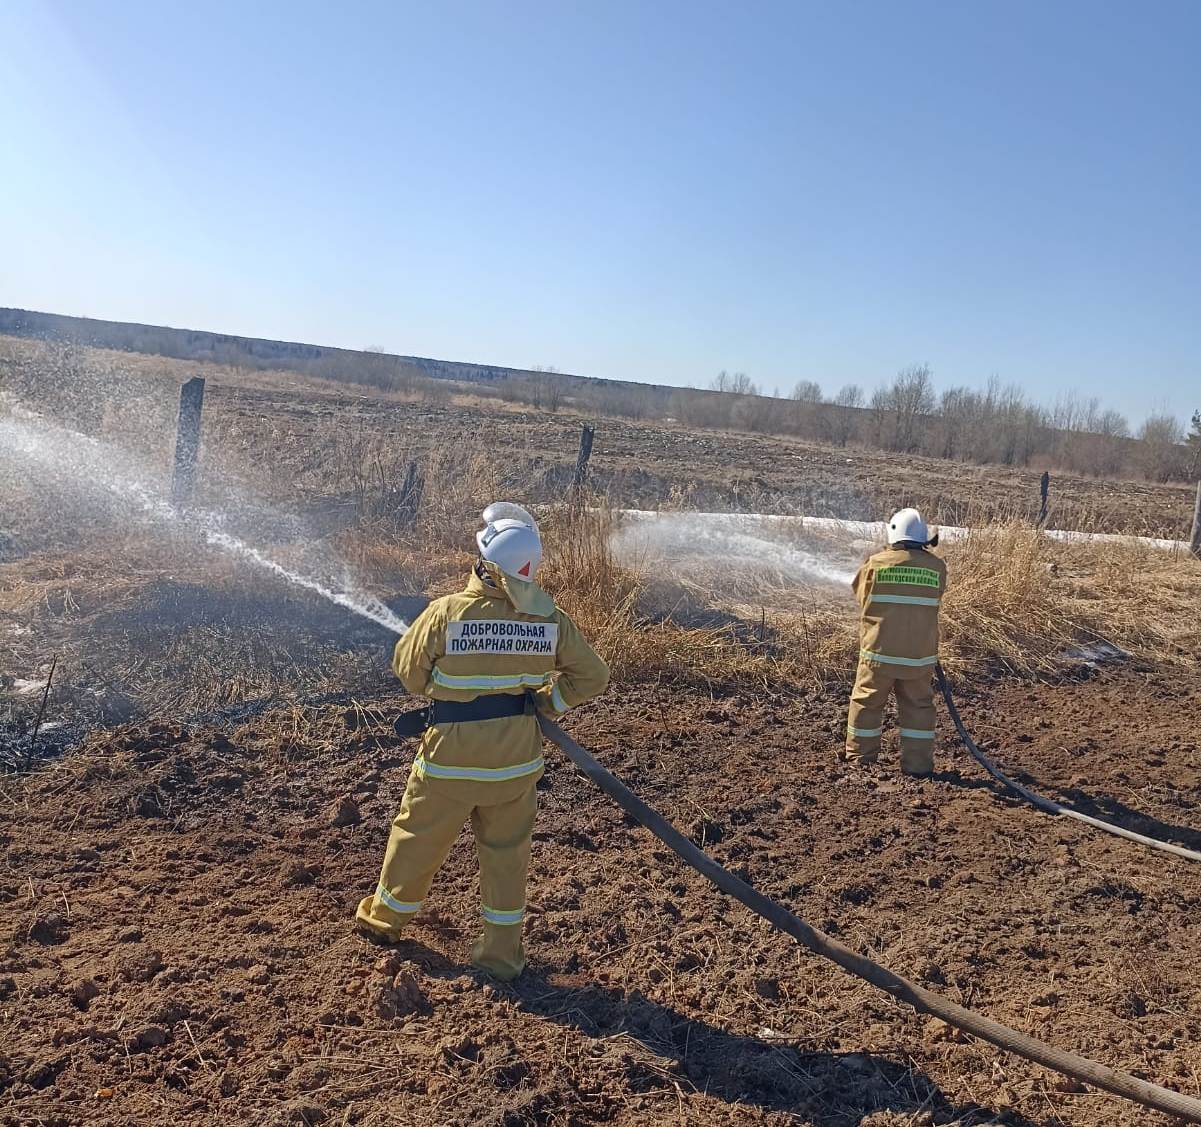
[[355, 503, 609, 979], [845, 508, 947, 777]]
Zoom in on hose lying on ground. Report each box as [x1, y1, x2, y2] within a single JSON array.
[[935, 663, 1201, 864], [539, 715, 1201, 1124]]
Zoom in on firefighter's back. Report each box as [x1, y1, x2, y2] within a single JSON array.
[[856, 546, 947, 674]]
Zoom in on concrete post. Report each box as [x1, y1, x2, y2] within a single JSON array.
[[171, 376, 205, 507]]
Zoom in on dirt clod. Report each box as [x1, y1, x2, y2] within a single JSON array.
[[112, 945, 163, 983], [127, 1025, 168, 1051], [1054, 1075, 1087, 1094], [329, 795, 361, 828], [438, 1034, 481, 1063], [23, 1054, 68, 1090], [753, 976, 781, 1000], [279, 861, 319, 887], [28, 912, 69, 944], [923, 1018, 966, 1045], [266, 1097, 326, 1125], [71, 978, 101, 1008]]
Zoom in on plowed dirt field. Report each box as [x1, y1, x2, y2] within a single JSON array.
[[3, 671, 1199, 1127]]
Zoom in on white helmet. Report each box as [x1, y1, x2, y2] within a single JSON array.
[[476, 502, 553, 616], [481, 501, 537, 528], [476, 503, 541, 581], [887, 507, 932, 547]]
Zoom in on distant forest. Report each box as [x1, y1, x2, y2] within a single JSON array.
[[2, 307, 1197, 483]]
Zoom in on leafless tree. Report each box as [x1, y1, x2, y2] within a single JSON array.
[[1137, 413, 1185, 482], [710, 370, 759, 396], [870, 365, 935, 452], [1186, 411, 1201, 480], [834, 384, 864, 409], [528, 373, 563, 413]]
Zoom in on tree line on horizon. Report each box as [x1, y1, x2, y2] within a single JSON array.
[[491, 363, 1199, 485], [2, 307, 1196, 485], [697, 365, 1199, 484]]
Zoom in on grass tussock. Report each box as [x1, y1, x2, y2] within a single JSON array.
[[541, 508, 1201, 688], [935, 525, 1200, 676], [938, 526, 1078, 676]]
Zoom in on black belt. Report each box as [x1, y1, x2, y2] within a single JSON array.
[[431, 694, 532, 724], [394, 693, 532, 736]]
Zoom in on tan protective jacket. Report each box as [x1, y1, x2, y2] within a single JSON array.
[[851, 546, 948, 677], [391, 570, 609, 785]]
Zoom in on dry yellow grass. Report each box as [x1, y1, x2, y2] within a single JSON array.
[[4, 492, 1197, 701], [3, 390, 1197, 712], [539, 507, 1201, 688]]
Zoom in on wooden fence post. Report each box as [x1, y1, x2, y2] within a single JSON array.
[[397, 460, 424, 528], [1037, 471, 1050, 528], [1190, 481, 1201, 559], [572, 425, 595, 494], [171, 376, 206, 507]]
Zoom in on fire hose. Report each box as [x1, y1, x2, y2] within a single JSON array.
[[935, 663, 1201, 864], [538, 714, 1201, 1123]]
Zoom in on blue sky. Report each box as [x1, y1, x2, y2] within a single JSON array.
[[2, 0, 1197, 425]]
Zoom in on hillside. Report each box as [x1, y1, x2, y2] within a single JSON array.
[[0, 306, 623, 393]]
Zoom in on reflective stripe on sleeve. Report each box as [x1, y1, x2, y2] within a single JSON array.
[[415, 756, 544, 783], [899, 727, 936, 740], [377, 885, 422, 914], [550, 682, 568, 714], [482, 905, 525, 926], [847, 725, 883, 738], [868, 594, 941, 607], [860, 649, 939, 667], [431, 668, 551, 692]]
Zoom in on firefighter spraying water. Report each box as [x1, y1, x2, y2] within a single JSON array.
[[355, 503, 609, 978], [845, 508, 946, 777]]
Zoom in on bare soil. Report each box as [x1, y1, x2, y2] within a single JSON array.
[[3, 670, 1199, 1127]]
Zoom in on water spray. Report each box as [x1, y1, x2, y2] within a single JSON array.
[[0, 409, 409, 636]]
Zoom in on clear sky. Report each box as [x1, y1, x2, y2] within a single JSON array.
[[2, 0, 1198, 425]]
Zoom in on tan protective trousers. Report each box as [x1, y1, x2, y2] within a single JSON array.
[[355, 768, 538, 980], [845, 659, 936, 776]]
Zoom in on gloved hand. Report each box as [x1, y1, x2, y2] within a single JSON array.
[[393, 705, 430, 737]]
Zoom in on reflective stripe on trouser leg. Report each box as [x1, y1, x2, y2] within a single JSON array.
[[846, 660, 893, 765], [895, 674, 936, 775], [355, 771, 472, 938], [470, 782, 538, 980]]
